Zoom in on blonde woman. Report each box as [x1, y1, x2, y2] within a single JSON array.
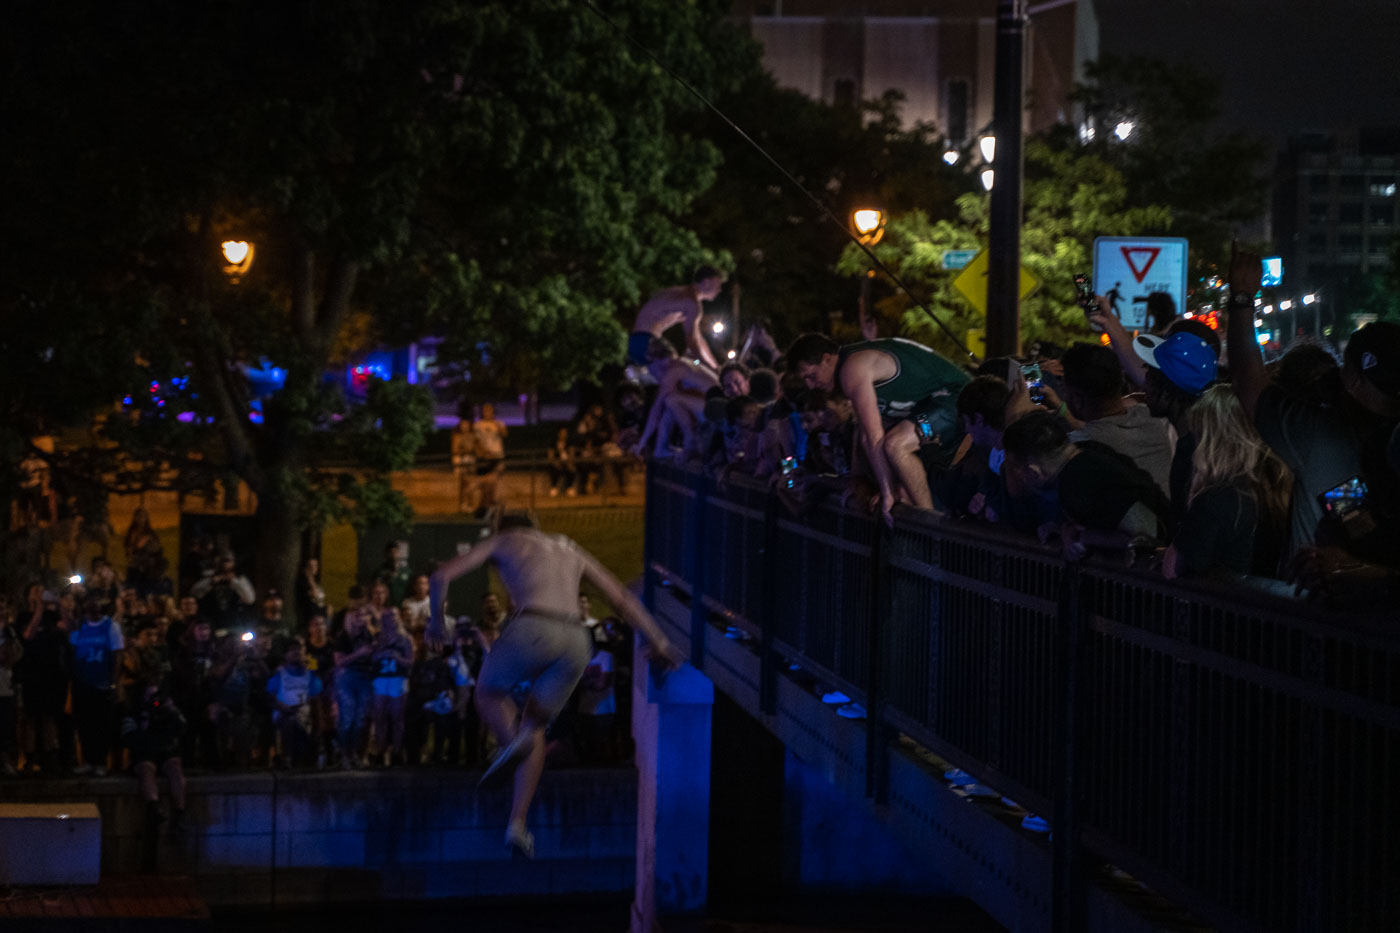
[[1163, 386, 1291, 580]]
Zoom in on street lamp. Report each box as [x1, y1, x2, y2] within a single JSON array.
[[1279, 299, 1293, 311], [1301, 293, 1316, 305], [1114, 121, 1135, 141], [942, 149, 960, 165], [851, 209, 886, 245], [979, 135, 996, 164], [980, 169, 995, 191], [221, 240, 255, 278], [851, 208, 886, 334]]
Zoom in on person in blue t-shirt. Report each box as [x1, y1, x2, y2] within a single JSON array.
[[69, 597, 124, 774], [266, 637, 323, 768]]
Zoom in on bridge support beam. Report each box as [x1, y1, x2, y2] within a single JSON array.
[[631, 648, 714, 933]]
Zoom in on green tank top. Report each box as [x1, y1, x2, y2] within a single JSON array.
[[836, 338, 969, 420]]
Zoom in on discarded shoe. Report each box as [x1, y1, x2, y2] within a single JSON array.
[[836, 702, 866, 720]]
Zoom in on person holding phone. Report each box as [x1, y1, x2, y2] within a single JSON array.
[[1225, 242, 1400, 565]]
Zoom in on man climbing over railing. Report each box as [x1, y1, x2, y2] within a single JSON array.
[[786, 333, 969, 526]]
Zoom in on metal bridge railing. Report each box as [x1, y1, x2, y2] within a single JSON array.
[[643, 460, 1400, 933]]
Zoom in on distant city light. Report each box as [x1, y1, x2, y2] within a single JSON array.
[[980, 169, 995, 191], [942, 149, 959, 165], [711, 320, 725, 335], [1114, 121, 1135, 141], [979, 135, 996, 163], [1302, 293, 1317, 305], [69, 575, 82, 585], [1257, 332, 1271, 346], [726, 349, 737, 360], [1254, 298, 1263, 308], [1263, 305, 1274, 314], [1254, 318, 1264, 328], [1279, 300, 1293, 311], [851, 210, 883, 237], [1078, 123, 1095, 143]]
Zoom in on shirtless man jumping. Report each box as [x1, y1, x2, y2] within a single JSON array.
[[427, 515, 683, 858], [629, 264, 726, 373]]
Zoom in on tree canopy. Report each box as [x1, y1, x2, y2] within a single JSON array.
[[2, 0, 758, 596]]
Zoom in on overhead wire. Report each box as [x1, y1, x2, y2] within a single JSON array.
[[578, 0, 978, 361]]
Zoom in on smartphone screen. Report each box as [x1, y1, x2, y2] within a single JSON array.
[[1020, 363, 1042, 387], [1318, 476, 1368, 517]]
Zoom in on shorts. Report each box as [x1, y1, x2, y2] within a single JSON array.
[[474, 458, 502, 476], [478, 612, 593, 720], [627, 331, 655, 366], [909, 395, 962, 470], [373, 677, 409, 698]]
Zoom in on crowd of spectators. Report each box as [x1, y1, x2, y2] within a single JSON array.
[[0, 532, 636, 815], [631, 247, 1400, 608]]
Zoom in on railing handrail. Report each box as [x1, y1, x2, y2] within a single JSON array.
[[644, 460, 1400, 933]]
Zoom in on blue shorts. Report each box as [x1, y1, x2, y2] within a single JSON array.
[[628, 331, 655, 366]]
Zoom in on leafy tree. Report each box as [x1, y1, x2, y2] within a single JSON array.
[[836, 140, 1171, 358], [1068, 54, 1271, 283], [685, 76, 973, 343], [2, 0, 757, 599]]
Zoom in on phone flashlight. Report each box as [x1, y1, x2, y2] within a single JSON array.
[[241, 631, 255, 643], [69, 574, 83, 585]]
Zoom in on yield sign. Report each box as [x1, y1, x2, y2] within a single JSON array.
[[1120, 246, 1161, 283]]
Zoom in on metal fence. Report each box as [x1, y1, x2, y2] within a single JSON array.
[[644, 461, 1400, 933]]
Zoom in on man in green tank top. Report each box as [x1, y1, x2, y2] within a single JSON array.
[[787, 334, 969, 526]]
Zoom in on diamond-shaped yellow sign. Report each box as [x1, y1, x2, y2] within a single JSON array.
[[950, 249, 1040, 315]]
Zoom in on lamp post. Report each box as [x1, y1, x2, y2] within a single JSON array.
[[851, 208, 886, 337], [985, 0, 1027, 358]]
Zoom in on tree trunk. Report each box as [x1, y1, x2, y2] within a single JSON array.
[[252, 479, 301, 621]]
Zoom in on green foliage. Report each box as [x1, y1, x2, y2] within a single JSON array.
[[1069, 54, 1270, 281], [2, 0, 758, 588], [686, 79, 973, 342], [837, 141, 1171, 356]]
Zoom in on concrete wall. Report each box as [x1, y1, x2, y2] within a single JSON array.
[[0, 769, 636, 907]]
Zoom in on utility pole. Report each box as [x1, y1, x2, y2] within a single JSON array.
[[985, 0, 1027, 358]]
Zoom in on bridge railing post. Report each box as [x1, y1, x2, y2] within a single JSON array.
[[1052, 563, 1086, 933], [688, 470, 709, 668], [758, 492, 779, 716], [866, 519, 891, 803]]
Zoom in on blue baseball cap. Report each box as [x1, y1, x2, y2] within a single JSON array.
[[1133, 332, 1217, 395]]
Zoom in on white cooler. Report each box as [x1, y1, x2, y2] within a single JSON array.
[[0, 802, 102, 885]]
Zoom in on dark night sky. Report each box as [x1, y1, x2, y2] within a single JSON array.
[[1095, 0, 1400, 145]]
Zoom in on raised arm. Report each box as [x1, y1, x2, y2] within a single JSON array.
[[576, 549, 682, 670], [427, 537, 499, 645], [1088, 297, 1149, 389], [685, 303, 720, 371], [1225, 241, 1267, 420]]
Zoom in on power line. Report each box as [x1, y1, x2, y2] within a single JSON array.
[[578, 0, 977, 361]]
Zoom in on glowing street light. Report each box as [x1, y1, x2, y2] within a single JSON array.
[[1114, 121, 1135, 141], [726, 349, 737, 360], [221, 240, 255, 278], [711, 320, 726, 335], [980, 169, 995, 191], [850, 209, 886, 245], [1279, 299, 1293, 311], [1302, 293, 1317, 305], [942, 149, 960, 166], [1262, 305, 1274, 314], [979, 135, 996, 164]]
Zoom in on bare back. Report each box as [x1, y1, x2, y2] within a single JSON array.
[[489, 529, 587, 618], [633, 285, 698, 337]]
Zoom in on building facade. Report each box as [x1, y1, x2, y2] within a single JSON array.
[[732, 0, 1099, 141], [1273, 129, 1400, 290]]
